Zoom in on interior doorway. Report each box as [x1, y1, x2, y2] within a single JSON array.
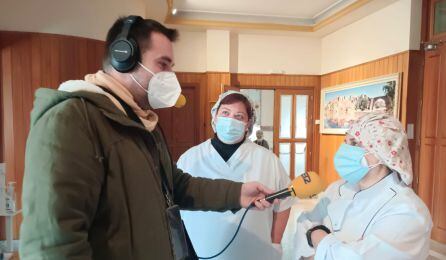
[[275, 89, 314, 179], [240, 89, 275, 151], [156, 84, 200, 161], [417, 0, 446, 243]]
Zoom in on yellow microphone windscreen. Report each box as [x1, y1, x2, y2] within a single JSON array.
[[290, 171, 323, 199], [175, 94, 187, 108]]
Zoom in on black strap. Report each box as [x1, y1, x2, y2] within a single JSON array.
[[306, 225, 331, 248], [104, 89, 144, 125], [90, 89, 197, 258], [102, 88, 174, 205]]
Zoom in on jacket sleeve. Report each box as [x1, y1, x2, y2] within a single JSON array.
[[314, 205, 432, 260], [293, 183, 338, 259], [20, 100, 104, 260], [172, 164, 242, 212]]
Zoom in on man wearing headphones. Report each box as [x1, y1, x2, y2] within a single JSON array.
[[20, 16, 275, 260]]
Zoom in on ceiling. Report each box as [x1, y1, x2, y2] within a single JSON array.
[[156, 0, 399, 35], [172, 0, 356, 25]]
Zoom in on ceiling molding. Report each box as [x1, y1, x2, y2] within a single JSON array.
[[165, 0, 372, 32], [313, 0, 372, 31], [165, 16, 313, 32]]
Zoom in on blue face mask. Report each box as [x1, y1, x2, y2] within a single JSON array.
[[334, 143, 379, 184], [215, 116, 246, 144]]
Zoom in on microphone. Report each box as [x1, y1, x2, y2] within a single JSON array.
[[254, 171, 323, 206], [174, 94, 187, 108]]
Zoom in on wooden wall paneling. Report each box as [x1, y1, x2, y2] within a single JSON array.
[[0, 61, 3, 237], [0, 36, 3, 163], [232, 74, 319, 88], [406, 51, 425, 193], [313, 80, 321, 177], [205, 72, 231, 138], [176, 72, 207, 142], [399, 53, 410, 126], [12, 33, 36, 238], [75, 38, 88, 78], [60, 36, 79, 82], [319, 135, 345, 186], [207, 72, 231, 101], [30, 34, 42, 112], [2, 46, 18, 239], [49, 35, 61, 88], [0, 31, 105, 239], [40, 34, 55, 88]]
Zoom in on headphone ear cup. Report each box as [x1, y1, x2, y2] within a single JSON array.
[[109, 38, 139, 72], [128, 37, 140, 67]]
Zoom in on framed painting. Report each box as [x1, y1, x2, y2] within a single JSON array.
[[320, 73, 401, 134]]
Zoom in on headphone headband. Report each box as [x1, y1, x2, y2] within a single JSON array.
[[116, 15, 139, 40]]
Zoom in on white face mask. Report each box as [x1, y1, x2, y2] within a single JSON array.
[[130, 62, 181, 109]]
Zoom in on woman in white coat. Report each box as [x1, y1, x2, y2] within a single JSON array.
[[294, 112, 432, 260], [178, 91, 292, 260]]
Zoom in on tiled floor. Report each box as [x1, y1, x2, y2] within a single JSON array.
[[429, 240, 446, 260]]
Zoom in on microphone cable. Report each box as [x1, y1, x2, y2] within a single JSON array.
[[197, 204, 254, 259]]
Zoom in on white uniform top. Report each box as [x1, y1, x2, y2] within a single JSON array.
[[294, 172, 432, 260], [178, 139, 293, 260]]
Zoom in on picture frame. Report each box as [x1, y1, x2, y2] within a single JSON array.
[[320, 73, 402, 134]]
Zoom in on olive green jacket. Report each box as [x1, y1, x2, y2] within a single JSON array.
[[20, 87, 242, 260]]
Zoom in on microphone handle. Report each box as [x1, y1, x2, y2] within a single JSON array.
[[264, 188, 292, 202]]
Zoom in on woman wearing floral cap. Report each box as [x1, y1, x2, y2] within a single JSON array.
[[294, 112, 432, 260]]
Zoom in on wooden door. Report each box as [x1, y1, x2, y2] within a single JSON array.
[[274, 89, 314, 179], [156, 85, 200, 161], [418, 0, 446, 243]]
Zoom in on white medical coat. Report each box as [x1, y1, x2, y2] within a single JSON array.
[[178, 139, 293, 260], [294, 172, 432, 260]]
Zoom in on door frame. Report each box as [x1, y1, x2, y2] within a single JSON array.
[[179, 83, 201, 147], [417, 0, 446, 243], [428, 0, 446, 41], [223, 84, 317, 175], [274, 89, 314, 179]]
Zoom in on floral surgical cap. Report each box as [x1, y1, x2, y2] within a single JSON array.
[[346, 112, 413, 185], [211, 90, 256, 136]]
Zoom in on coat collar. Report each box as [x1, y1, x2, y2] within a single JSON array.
[[328, 172, 399, 237]]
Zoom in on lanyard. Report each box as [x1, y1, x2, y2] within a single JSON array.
[[102, 88, 174, 207]]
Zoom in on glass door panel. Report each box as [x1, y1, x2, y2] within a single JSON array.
[[279, 95, 292, 138]]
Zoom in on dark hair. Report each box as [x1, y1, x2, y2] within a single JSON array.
[[103, 16, 179, 70], [218, 93, 254, 120]]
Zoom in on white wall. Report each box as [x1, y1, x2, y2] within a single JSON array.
[[0, 0, 146, 41], [173, 31, 207, 72], [173, 30, 322, 74], [409, 0, 423, 50], [238, 34, 321, 75], [1, 0, 421, 75], [321, 0, 421, 74], [206, 30, 231, 72]]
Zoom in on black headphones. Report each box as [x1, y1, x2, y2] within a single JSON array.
[[109, 15, 142, 72]]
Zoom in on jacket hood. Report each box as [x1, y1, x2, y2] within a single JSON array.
[[31, 80, 125, 127]]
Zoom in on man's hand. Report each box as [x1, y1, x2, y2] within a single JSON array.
[[240, 182, 278, 209]]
